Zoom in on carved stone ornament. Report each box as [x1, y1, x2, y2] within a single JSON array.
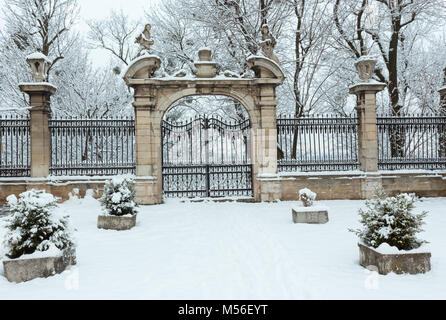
[[25, 52, 51, 82], [355, 57, 377, 83], [260, 25, 280, 65], [135, 24, 155, 53]]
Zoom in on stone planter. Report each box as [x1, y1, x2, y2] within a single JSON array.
[[97, 214, 137, 231], [358, 243, 431, 275], [3, 248, 76, 283], [292, 207, 329, 224]]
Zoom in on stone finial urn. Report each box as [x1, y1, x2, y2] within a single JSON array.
[[198, 48, 212, 62], [26, 52, 51, 82], [354, 57, 377, 83], [195, 48, 217, 78]]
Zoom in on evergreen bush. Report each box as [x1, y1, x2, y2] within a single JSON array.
[[350, 189, 428, 251], [4, 190, 74, 259], [100, 176, 138, 217]]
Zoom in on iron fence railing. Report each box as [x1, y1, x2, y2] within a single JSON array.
[[4, 112, 446, 178], [49, 116, 136, 176], [0, 114, 30, 177], [377, 114, 446, 170], [277, 114, 359, 172]]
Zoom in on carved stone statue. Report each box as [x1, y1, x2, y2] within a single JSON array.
[[135, 24, 154, 54], [260, 25, 280, 65]]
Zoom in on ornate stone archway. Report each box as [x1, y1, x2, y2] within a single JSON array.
[[123, 48, 284, 204]]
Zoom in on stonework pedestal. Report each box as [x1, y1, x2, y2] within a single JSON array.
[[350, 82, 386, 198], [292, 207, 329, 224], [19, 83, 56, 179]]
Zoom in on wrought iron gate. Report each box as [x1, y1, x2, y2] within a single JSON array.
[[162, 115, 253, 198]]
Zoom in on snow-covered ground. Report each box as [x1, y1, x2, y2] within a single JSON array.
[[0, 195, 445, 300]]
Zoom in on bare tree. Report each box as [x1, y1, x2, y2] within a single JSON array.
[[2, 0, 80, 77], [334, 0, 446, 113], [87, 10, 141, 66], [0, 0, 79, 111], [333, 0, 446, 157]]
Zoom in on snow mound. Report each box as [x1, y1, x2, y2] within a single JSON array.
[[26, 52, 52, 63]]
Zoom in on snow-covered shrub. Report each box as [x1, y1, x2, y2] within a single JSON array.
[[350, 189, 428, 251], [3, 190, 74, 259], [100, 176, 138, 217], [299, 188, 317, 207]]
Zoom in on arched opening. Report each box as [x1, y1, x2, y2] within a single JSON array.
[[161, 95, 253, 199]]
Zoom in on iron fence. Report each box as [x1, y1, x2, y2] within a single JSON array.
[[277, 114, 359, 172], [162, 115, 252, 165], [377, 114, 446, 170], [162, 115, 253, 198], [0, 114, 30, 177], [49, 116, 136, 176], [4, 111, 446, 179]]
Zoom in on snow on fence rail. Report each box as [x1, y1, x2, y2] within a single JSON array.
[[0, 114, 30, 177], [49, 116, 136, 176], [277, 114, 359, 172], [377, 114, 446, 170]]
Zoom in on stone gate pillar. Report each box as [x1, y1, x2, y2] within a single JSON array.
[[349, 57, 386, 198], [19, 53, 56, 179], [257, 86, 279, 176], [127, 58, 162, 205], [350, 58, 386, 172], [246, 56, 284, 202], [133, 99, 155, 177]]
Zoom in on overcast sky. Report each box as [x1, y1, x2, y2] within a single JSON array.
[[0, 0, 153, 30], [77, 0, 152, 29], [77, 0, 156, 67]]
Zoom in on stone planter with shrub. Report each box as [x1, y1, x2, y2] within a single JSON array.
[[98, 176, 138, 231], [358, 243, 431, 275], [3, 248, 77, 283], [2, 190, 76, 283], [350, 190, 431, 275]]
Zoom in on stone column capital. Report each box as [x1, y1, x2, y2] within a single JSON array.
[[28, 105, 51, 114], [19, 83, 56, 110], [132, 101, 156, 111], [258, 101, 278, 109], [350, 83, 386, 113], [349, 82, 386, 96], [19, 83, 57, 95]]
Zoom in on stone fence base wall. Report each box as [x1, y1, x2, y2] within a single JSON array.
[[1, 171, 445, 205], [0, 177, 158, 205], [257, 171, 446, 202]]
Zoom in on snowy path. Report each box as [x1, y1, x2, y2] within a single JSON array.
[[0, 196, 445, 300]]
